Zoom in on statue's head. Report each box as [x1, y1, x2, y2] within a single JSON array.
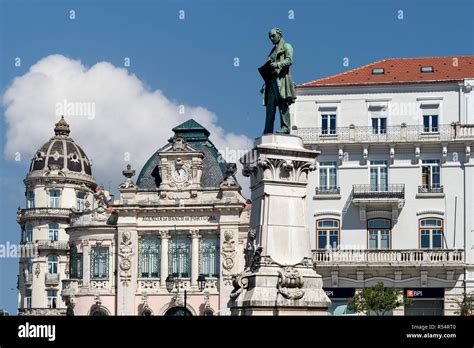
[[269, 27, 282, 44]]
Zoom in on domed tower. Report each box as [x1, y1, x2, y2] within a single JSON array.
[[17, 116, 97, 315]]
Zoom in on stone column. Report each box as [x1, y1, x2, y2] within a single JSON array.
[[116, 229, 138, 315], [159, 230, 170, 288], [82, 240, 90, 287], [189, 230, 200, 288]]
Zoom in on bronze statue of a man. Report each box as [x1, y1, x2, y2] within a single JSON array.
[[259, 27, 297, 134]]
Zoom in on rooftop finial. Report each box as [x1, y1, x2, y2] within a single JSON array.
[[54, 116, 70, 136]]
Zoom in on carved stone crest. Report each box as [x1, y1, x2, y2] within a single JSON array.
[[172, 137, 187, 151], [277, 266, 305, 300]]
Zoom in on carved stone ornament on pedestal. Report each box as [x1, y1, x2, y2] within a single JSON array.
[[119, 231, 134, 286], [220, 230, 236, 286], [277, 266, 305, 300]]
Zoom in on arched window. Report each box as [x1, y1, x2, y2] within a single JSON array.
[[419, 218, 443, 249], [316, 219, 340, 250], [48, 255, 58, 274], [164, 306, 192, 316], [368, 219, 391, 249], [90, 307, 109, 316], [48, 223, 59, 241], [203, 308, 214, 316], [141, 308, 152, 316]]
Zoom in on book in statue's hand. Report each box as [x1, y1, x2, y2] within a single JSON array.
[[258, 61, 275, 82]]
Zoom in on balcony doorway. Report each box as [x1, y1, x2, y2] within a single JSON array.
[[369, 160, 388, 191]]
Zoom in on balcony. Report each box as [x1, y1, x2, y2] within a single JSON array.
[[18, 207, 71, 222], [313, 249, 464, 268], [315, 187, 340, 195], [45, 273, 60, 285], [36, 240, 69, 251], [352, 184, 405, 200], [18, 308, 66, 316], [61, 279, 82, 297], [296, 123, 474, 144], [418, 185, 444, 194]]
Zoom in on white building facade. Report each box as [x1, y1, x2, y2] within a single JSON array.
[[292, 56, 474, 315], [17, 117, 97, 315]]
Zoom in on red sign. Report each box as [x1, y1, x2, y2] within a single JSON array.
[[407, 290, 414, 298]]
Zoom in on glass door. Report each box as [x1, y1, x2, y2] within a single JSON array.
[[370, 160, 388, 191]]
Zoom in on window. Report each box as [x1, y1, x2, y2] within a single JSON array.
[[26, 224, 33, 243], [368, 219, 391, 249], [70, 244, 83, 279], [317, 219, 340, 250], [91, 246, 109, 279], [76, 192, 86, 211], [169, 236, 190, 278], [321, 114, 336, 135], [47, 290, 57, 309], [421, 66, 434, 73], [139, 236, 161, 278], [319, 162, 338, 191], [372, 68, 384, 74], [371, 117, 387, 134], [200, 235, 219, 278], [49, 190, 60, 208], [48, 255, 58, 274], [420, 218, 443, 249], [26, 258, 33, 275], [422, 105, 439, 132], [48, 223, 59, 241], [421, 160, 441, 190], [26, 191, 35, 208], [25, 290, 32, 309], [370, 160, 388, 191]]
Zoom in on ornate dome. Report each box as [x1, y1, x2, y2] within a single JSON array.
[[136, 119, 236, 189], [28, 116, 93, 177]]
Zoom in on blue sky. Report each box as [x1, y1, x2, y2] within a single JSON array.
[[0, 0, 473, 314]]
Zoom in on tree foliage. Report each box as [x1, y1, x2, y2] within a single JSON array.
[[455, 291, 474, 316], [347, 282, 410, 316]]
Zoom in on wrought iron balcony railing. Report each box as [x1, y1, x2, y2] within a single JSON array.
[[352, 184, 405, 200], [418, 185, 444, 194], [296, 123, 474, 144], [315, 187, 341, 195], [313, 249, 464, 265]]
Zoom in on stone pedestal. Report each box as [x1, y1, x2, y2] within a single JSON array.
[[230, 134, 330, 315]]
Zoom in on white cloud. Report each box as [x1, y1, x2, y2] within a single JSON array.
[[2, 54, 251, 197]]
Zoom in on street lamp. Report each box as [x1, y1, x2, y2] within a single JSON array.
[[197, 274, 207, 292], [165, 274, 207, 316]]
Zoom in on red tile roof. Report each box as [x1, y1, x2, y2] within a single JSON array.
[[298, 56, 474, 88]]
